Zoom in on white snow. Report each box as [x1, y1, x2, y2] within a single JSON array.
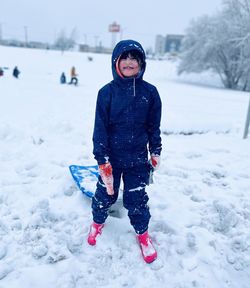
[[0, 45, 250, 288]]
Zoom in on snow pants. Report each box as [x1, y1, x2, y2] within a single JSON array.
[[91, 164, 151, 234], [69, 77, 78, 85]]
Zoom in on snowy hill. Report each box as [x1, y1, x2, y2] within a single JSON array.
[[0, 45, 250, 288]]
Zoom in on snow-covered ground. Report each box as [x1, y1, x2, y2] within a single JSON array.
[[0, 45, 250, 288]]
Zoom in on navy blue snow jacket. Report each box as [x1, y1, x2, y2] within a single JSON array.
[[93, 39, 162, 168]]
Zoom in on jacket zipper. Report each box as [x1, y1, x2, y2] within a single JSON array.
[[133, 78, 136, 96]]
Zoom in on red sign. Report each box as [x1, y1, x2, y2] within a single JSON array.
[[109, 22, 120, 33]]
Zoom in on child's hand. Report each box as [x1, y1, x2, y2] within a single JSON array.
[[150, 154, 160, 170], [98, 163, 114, 195]]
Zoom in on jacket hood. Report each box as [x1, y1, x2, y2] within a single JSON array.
[[111, 39, 146, 81]]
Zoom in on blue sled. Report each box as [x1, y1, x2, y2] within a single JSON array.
[[69, 165, 99, 198]]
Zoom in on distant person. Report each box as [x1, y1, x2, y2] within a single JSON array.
[[69, 66, 78, 86], [13, 66, 20, 78], [60, 72, 66, 84], [0, 67, 4, 77]]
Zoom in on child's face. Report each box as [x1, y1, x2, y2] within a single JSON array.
[[118, 53, 140, 78]]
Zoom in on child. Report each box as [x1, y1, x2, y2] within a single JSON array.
[[13, 66, 20, 78], [0, 67, 4, 77], [88, 39, 162, 263], [60, 72, 66, 84], [69, 66, 78, 85]]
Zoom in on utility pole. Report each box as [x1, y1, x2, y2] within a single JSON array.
[[24, 25, 28, 46], [83, 33, 87, 45], [94, 35, 99, 52], [0, 23, 3, 42], [243, 95, 250, 139]]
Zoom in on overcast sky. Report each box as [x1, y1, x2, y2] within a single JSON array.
[[0, 0, 223, 49]]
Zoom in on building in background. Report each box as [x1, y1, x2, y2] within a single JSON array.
[[155, 34, 184, 56], [155, 35, 166, 56]]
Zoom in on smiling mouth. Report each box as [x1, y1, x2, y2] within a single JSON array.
[[122, 66, 134, 70]]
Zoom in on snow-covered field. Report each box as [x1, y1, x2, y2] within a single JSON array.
[[0, 45, 250, 288]]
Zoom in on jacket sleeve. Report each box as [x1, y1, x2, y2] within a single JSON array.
[[147, 87, 162, 156], [92, 87, 111, 165]]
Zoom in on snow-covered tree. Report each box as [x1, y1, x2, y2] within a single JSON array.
[[54, 28, 78, 53], [178, 0, 250, 90], [223, 0, 250, 89]]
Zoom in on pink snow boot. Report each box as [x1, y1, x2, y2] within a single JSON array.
[[137, 231, 157, 263], [87, 222, 104, 246]]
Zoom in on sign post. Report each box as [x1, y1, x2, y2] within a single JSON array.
[[109, 22, 120, 49], [243, 95, 250, 139]]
